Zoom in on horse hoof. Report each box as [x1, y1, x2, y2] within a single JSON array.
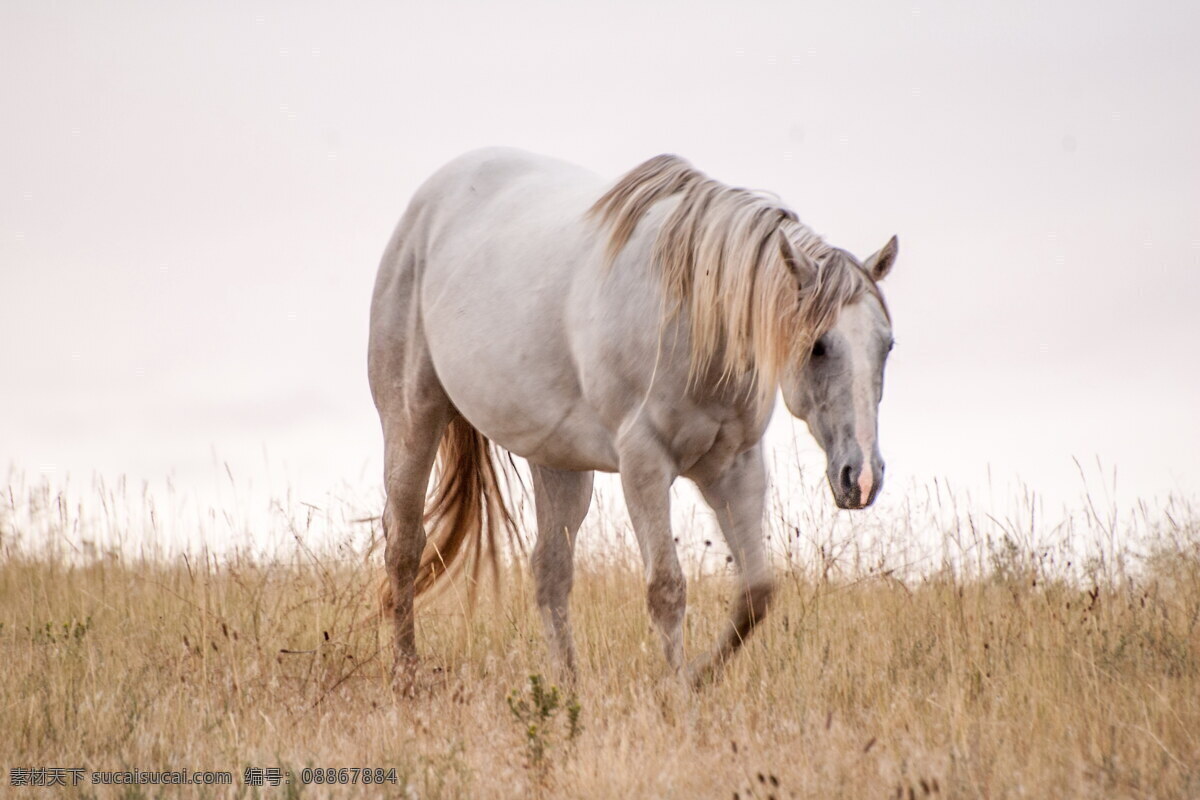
[[390, 656, 421, 696], [686, 658, 715, 689]]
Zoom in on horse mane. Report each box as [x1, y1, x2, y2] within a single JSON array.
[[588, 154, 878, 404]]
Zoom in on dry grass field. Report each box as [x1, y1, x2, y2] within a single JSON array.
[[2, 473, 1198, 798]]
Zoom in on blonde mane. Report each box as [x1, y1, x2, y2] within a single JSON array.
[[589, 154, 878, 404]]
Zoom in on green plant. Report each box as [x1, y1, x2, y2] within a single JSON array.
[[506, 674, 581, 782], [28, 616, 92, 645]]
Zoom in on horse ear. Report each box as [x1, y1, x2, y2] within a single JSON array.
[[863, 235, 899, 282], [779, 233, 817, 289]]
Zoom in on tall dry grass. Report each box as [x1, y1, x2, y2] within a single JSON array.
[[1, 470, 1198, 798]]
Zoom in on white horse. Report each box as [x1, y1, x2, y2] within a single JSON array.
[[369, 148, 897, 684]]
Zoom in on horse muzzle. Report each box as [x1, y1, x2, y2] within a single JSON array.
[[829, 457, 884, 509]]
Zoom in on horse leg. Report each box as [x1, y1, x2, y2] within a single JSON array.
[[372, 315, 454, 671], [380, 401, 450, 670], [618, 433, 686, 672], [530, 465, 593, 681], [691, 444, 774, 685]]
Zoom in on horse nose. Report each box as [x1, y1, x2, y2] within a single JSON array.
[[838, 463, 855, 496], [836, 459, 865, 508]]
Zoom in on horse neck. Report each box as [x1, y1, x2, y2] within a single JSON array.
[[686, 354, 778, 436]]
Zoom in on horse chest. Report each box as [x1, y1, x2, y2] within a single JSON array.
[[670, 411, 763, 483]]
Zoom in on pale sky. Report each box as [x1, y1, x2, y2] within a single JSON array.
[[2, 1, 1198, 539]]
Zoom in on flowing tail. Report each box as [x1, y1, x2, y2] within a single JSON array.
[[381, 415, 521, 617], [416, 415, 522, 596]]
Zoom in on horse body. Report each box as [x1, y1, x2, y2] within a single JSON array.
[[369, 147, 897, 683], [379, 148, 766, 476]]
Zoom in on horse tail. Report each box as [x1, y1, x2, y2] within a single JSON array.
[[413, 415, 521, 600]]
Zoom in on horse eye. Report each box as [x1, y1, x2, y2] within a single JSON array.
[[887, 339, 896, 353], [812, 339, 826, 358]]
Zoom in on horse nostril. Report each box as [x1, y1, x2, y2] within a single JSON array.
[[839, 464, 854, 493]]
